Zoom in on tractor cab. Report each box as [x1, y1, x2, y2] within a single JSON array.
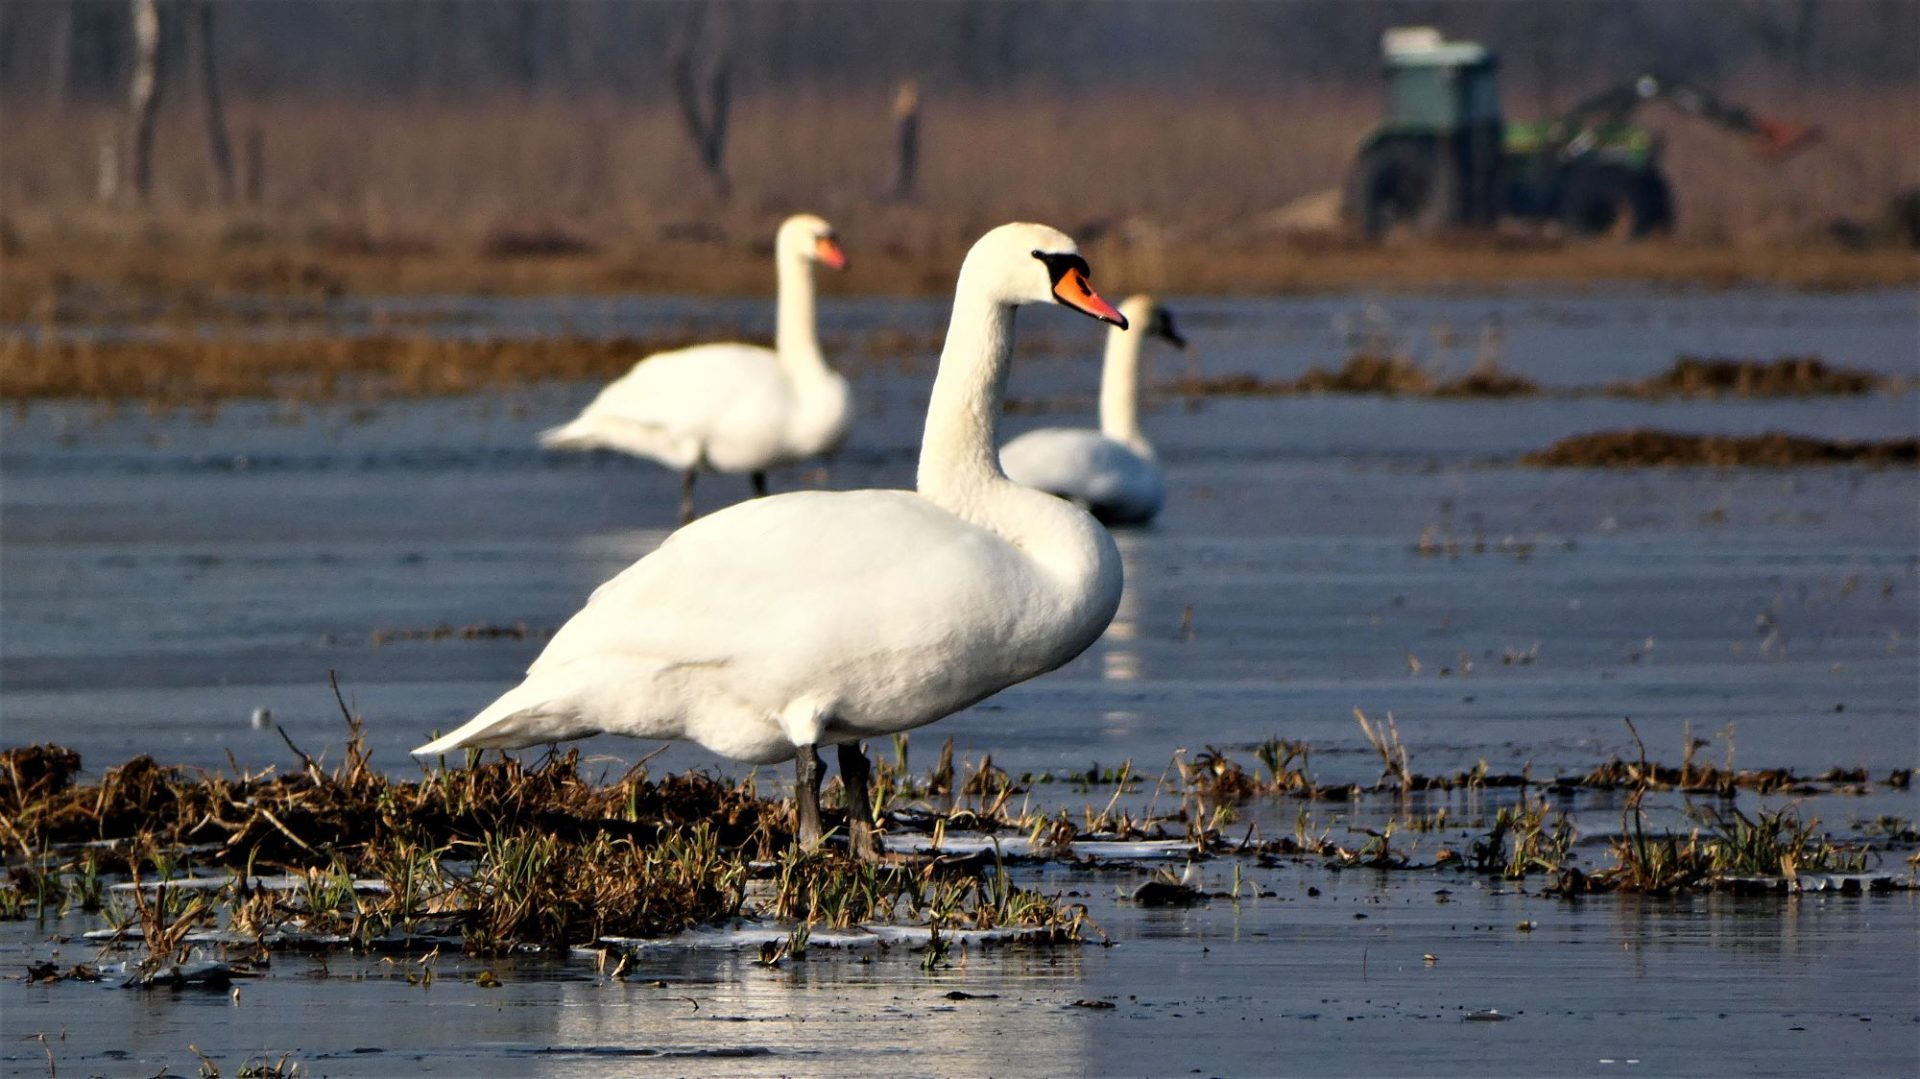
[[1348, 28, 1509, 236], [1380, 27, 1502, 135]]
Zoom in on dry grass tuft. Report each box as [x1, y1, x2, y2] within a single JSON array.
[[0, 707, 1095, 954]]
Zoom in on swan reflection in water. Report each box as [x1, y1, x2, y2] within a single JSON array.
[[458, 942, 1096, 1072], [1100, 530, 1149, 685]]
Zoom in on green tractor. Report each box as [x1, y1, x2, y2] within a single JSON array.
[[1346, 27, 1819, 240]]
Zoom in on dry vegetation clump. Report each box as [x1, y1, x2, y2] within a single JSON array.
[[1607, 355, 1897, 398], [0, 332, 700, 406], [1557, 803, 1877, 896], [0, 715, 1090, 956], [5, 727, 781, 866], [1295, 353, 1438, 395], [1432, 357, 1541, 398], [476, 222, 600, 260], [1522, 429, 1920, 467], [1166, 354, 1539, 400]]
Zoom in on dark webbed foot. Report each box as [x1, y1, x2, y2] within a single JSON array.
[[750, 470, 770, 498]]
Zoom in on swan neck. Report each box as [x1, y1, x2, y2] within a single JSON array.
[[917, 289, 1013, 508], [1098, 325, 1146, 448], [774, 254, 827, 376]]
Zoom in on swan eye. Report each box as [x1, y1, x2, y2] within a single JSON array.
[[1031, 250, 1091, 287]]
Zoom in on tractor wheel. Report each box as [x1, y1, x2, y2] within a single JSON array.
[[1560, 165, 1667, 240], [1349, 139, 1440, 241], [1639, 171, 1675, 235]]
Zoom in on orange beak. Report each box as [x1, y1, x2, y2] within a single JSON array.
[[814, 235, 849, 270], [1053, 268, 1127, 328]]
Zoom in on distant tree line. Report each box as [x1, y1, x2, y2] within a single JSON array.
[[3, 0, 1914, 107]]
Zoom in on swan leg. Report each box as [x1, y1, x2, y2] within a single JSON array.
[[678, 470, 698, 525], [794, 745, 824, 848], [750, 470, 769, 498], [837, 742, 883, 860]]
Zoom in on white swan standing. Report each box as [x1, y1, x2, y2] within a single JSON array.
[[416, 223, 1129, 858], [1000, 295, 1185, 525], [539, 213, 852, 523]]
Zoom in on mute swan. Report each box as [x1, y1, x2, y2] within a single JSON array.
[[416, 223, 1127, 859], [1000, 296, 1185, 525], [539, 213, 851, 524]]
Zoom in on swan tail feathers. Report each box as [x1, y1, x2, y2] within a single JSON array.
[[538, 421, 595, 450], [412, 682, 596, 758]]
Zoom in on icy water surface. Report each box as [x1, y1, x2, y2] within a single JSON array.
[[2, 287, 1917, 1075]]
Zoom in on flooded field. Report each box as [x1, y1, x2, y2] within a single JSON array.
[[3, 287, 1917, 1076]]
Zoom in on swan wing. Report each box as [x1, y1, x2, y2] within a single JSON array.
[[420, 490, 1067, 759]]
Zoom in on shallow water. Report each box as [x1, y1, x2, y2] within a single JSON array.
[[3, 287, 1918, 1075], [5, 848, 1917, 1077]]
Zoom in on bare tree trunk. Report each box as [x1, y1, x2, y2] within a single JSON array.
[[48, 0, 74, 109], [669, 5, 732, 199], [97, 130, 121, 204], [189, 0, 235, 204], [890, 79, 920, 202], [126, 0, 165, 204]]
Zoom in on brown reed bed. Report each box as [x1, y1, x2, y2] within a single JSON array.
[[0, 332, 697, 406], [7, 227, 1915, 333], [1522, 430, 1920, 467], [3, 712, 1911, 973], [0, 706, 1088, 967], [4, 78, 1915, 324], [1605, 355, 1901, 398], [1169, 354, 1905, 404], [1167, 353, 1541, 400]]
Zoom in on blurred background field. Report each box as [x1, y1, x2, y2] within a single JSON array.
[[2, 0, 1916, 321], [3, 10, 1918, 1073]]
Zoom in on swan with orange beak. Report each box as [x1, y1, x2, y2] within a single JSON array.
[[540, 214, 853, 523], [417, 223, 1128, 860]]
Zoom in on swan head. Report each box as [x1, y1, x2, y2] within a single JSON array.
[[1120, 295, 1188, 349], [777, 213, 848, 271], [963, 223, 1127, 329]]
